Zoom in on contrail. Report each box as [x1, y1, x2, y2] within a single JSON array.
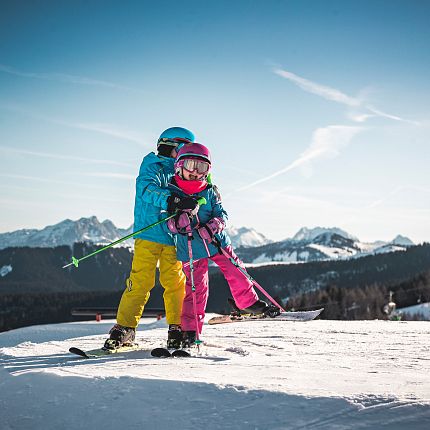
[[230, 125, 363, 194], [274, 67, 418, 124]]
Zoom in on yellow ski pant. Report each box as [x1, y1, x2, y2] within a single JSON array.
[[116, 239, 186, 328]]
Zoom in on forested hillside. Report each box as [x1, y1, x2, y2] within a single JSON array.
[[1, 243, 429, 331]]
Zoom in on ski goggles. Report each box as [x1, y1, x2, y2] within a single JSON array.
[[157, 137, 191, 152], [181, 158, 210, 174]]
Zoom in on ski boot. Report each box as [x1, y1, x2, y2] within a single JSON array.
[[181, 330, 196, 349], [263, 304, 282, 318], [242, 299, 268, 314], [167, 324, 182, 349], [104, 324, 136, 350], [227, 297, 242, 317], [241, 300, 281, 318]]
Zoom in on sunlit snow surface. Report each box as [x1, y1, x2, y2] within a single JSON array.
[[1, 317, 429, 429]]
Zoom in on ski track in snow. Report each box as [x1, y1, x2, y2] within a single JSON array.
[[1, 317, 430, 429]]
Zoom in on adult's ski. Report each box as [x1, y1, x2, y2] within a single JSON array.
[[208, 308, 324, 325]]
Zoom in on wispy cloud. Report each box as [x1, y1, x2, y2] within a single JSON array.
[[0, 173, 129, 189], [0, 63, 140, 93], [273, 67, 418, 125], [69, 122, 149, 146], [83, 172, 135, 180], [0, 173, 67, 183], [0, 146, 133, 167], [364, 186, 430, 210], [229, 125, 363, 194], [0, 104, 151, 147]]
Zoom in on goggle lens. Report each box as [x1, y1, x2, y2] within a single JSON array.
[[182, 159, 210, 174]]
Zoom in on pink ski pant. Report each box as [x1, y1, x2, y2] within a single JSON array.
[[181, 245, 259, 333]]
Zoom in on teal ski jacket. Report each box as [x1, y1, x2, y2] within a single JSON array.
[[133, 152, 175, 245]]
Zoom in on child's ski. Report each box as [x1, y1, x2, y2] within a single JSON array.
[[69, 343, 142, 359], [208, 308, 324, 325], [150, 347, 191, 358]]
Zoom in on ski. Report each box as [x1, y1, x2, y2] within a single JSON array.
[[150, 347, 172, 358], [69, 343, 142, 359], [208, 308, 324, 325], [150, 347, 191, 358], [172, 349, 191, 357]]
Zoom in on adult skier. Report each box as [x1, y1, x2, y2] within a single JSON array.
[[105, 127, 200, 350]]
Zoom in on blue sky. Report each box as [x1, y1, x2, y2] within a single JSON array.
[[1, 0, 429, 243]]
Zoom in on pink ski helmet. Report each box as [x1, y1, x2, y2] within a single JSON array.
[[175, 143, 211, 178]]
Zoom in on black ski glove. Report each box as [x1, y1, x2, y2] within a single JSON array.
[[167, 193, 200, 215]]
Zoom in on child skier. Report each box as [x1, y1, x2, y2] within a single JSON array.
[[164, 142, 280, 347], [105, 127, 201, 350]]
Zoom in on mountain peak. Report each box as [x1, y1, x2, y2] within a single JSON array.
[[292, 227, 358, 243], [76, 215, 99, 224], [225, 226, 272, 248], [391, 235, 414, 246]]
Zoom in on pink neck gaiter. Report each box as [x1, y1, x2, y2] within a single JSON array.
[[175, 174, 207, 195]]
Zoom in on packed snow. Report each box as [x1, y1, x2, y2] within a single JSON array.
[[1, 317, 429, 429]]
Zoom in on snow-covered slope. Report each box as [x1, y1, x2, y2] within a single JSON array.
[[1, 318, 429, 429]]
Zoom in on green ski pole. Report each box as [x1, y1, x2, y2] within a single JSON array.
[[62, 197, 206, 269]]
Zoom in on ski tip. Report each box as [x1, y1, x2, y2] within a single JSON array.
[[69, 347, 89, 358], [150, 347, 191, 358], [151, 347, 172, 358], [171, 349, 191, 358]]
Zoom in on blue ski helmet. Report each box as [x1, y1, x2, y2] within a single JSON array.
[[158, 127, 195, 144], [157, 127, 195, 157]]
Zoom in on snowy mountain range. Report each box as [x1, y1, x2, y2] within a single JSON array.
[[237, 228, 415, 265], [0, 216, 133, 250], [0, 217, 414, 263], [0, 217, 271, 250]]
